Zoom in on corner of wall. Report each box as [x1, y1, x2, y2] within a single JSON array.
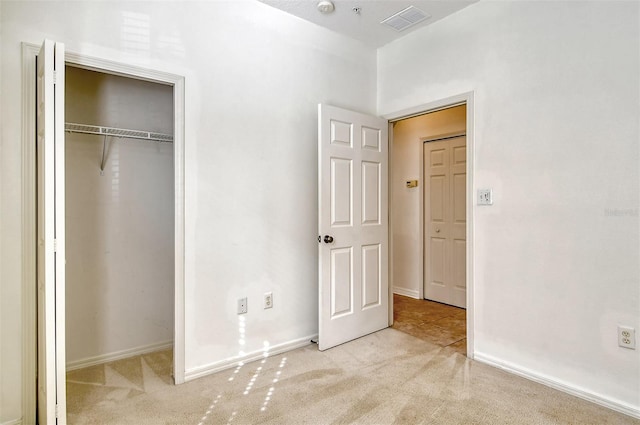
[[475, 352, 640, 420], [393, 287, 419, 299]]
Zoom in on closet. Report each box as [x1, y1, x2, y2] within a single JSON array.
[[64, 66, 175, 370]]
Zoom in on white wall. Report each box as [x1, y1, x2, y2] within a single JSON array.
[[392, 105, 466, 298], [0, 1, 376, 422], [0, 0, 6, 422], [379, 0, 639, 413], [65, 67, 174, 366]]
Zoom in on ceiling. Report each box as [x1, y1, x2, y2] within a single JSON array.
[[258, 0, 478, 48]]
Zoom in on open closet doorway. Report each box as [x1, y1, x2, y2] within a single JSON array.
[[63, 65, 176, 415], [23, 41, 185, 423], [390, 104, 469, 356], [62, 65, 176, 415]]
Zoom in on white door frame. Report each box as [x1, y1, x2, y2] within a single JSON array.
[[384, 92, 475, 359], [21, 42, 186, 423]]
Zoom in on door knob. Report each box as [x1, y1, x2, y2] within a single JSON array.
[[436, 229, 440, 233], [323, 235, 334, 243]]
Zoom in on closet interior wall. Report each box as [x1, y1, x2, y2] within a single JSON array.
[[65, 66, 175, 368]]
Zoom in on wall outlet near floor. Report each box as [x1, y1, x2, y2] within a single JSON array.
[[237, 297, 248, 314], [264, 292, 273, 309], [618, 325, 636, 349]]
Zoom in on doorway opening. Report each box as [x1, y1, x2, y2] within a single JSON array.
[[63, 65, 176, 416], [21, 42, 186, 423], [388, 100, 471, 357]]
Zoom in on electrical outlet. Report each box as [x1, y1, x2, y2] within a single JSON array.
[[237, 297, 248, 315], [477, 189, 493, 205], [264, 292, 273, 309], [618, 325, 636, 349]]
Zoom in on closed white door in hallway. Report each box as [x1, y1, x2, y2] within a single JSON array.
[[423, 135, 466, 308]]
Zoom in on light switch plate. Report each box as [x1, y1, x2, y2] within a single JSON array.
[[478, 189, 493, 205]]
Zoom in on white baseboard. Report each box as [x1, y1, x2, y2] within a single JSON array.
[[1, 418, 22, 425], [185, 334, 317, 382], [474, 351, 640, 420], [393, 287, 420, 299], [66, 340, 173, 371]]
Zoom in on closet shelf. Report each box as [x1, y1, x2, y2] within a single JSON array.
[[65, 123, 173, 143]]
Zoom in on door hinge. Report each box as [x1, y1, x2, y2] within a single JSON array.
[[53, 239, 57, 252], [53, 71, 57, 84], [55, 404, 59, 418]]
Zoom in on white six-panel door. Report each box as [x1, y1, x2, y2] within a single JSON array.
[[37, 39, 67, 424], [318, 104, 389, 351], [423, 136, 466, 308]]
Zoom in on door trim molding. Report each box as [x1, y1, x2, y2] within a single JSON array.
[[421, 131, 466, 144], [21, 42, 187, 422], [384, 91, 475, 359]]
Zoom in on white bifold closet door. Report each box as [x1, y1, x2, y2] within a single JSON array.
[[37, 39, 67, 424]]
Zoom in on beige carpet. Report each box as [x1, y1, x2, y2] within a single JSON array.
[[67, 329, 639, 424]]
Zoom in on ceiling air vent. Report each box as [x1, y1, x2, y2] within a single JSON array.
[[381, 5, 430, 32]]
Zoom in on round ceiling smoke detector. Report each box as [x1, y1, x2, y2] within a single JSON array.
[[317, 0, 335, 14]]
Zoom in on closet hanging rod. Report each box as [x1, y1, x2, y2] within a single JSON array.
[[65, 122, 173, 143]]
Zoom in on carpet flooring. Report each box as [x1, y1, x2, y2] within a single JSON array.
[[66, 329, 639, 424]]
